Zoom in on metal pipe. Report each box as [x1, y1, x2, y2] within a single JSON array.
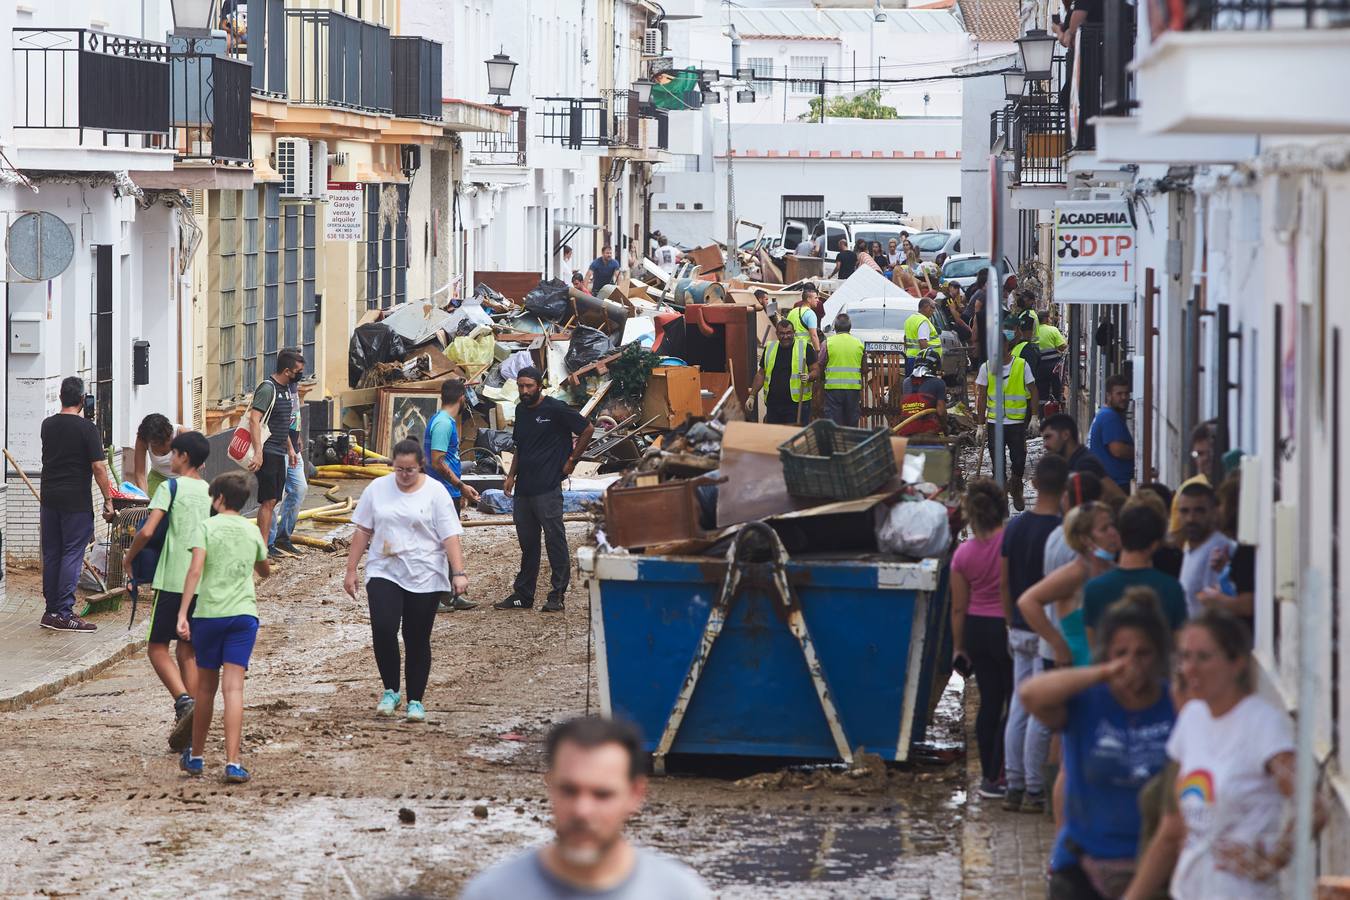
[[1141, 268, 1157, 482]]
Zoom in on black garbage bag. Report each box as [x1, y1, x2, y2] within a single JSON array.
[[523, 278, 571, 321], [348, 322, 409, 388], [565, 326, 612, 372], [473, 282, 507, 305], [474, 429, 516, 456]]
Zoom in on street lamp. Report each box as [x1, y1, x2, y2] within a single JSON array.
[[170, 0, 217, 35], [1003, 69, 1026, 100], [736, 88, 755, 103], [632, 78, 654, 105], [485, 50, 518, 104], [1016, 29, 1056, 80]]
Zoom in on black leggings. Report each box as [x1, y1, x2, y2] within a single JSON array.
[[965, 614, 1013, 782], [366, 577, 441, 702]]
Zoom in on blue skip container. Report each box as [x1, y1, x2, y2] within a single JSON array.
[[578, 522, 948, 772]]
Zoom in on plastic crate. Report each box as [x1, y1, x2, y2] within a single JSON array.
[[778, 420, 897, 500]]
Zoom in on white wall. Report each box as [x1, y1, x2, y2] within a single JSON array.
[[957, 54, 1016, 256]]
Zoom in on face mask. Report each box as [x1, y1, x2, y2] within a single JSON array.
[[1092, 547, 1116, 562], [1003, 330, 1016, 342]]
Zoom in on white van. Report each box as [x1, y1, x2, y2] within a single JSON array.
[[783, 211, 916, 262]]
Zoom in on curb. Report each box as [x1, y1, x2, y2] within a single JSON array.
[[0, 636, 147, 713], [960, 679, 994, 899]]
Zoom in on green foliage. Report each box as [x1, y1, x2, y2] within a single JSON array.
[[607, 342, 664, 404], [799, 88, 899, 122]]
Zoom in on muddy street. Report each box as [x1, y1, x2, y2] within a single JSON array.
[[0, 505, 969, 899]]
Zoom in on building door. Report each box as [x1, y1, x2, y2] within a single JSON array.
[[781, 195, 824, 232], [93, 244, 113, 448]]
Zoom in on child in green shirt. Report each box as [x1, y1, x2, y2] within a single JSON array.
[[177, 471, 270, 784]]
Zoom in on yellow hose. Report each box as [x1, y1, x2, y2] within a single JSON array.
[[291, 534, 336, 550], [349, 442, 390, 463]]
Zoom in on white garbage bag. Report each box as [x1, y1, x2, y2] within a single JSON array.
[[875, 499, 950, 559]]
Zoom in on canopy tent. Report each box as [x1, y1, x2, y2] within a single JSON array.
[[821, 267, 920, 326]]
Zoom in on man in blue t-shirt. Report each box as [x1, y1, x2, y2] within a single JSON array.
[[425, 379, 479, 611], [1088, 373, 1134, 490], [586, 245, 621, 294]]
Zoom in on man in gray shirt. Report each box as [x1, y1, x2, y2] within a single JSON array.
[[1176, 480, 1236, 619], [462, 717, 710, 899]]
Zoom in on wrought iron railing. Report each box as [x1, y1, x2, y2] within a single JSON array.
[[286, 9, 392, 113], [13, 28, 170, 146], [1101, 0, 1138, 115], [229, 0, 286, 98], [391, 36, 442, 120], [990, 104, 1014, 151], [1069, 24, 1103, 152], [537, 97, 609, 149], [169, 39, 252, 163], [604, 89, 640, 148], [1012, 55, 1068, 186], [1183, 0, 1350, 29], [471, 107, 527, 166]]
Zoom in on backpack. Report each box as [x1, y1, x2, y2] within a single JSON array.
[[127, 478, 176, 629]]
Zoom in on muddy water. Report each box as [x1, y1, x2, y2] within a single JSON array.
[[0, 491, 971, 898]]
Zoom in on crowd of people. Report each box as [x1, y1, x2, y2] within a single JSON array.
[[951, 381, 1314, 898]]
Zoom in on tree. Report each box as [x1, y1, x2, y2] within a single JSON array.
[[798, 88, 900, 122]]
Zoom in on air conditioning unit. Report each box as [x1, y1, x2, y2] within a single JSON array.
[[309, 139, 329, 202], [277, 137, 311, 200], [643, 27, 662, 56]]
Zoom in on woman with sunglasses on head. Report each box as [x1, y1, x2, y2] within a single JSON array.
[[1023, 589, 1176, 899]]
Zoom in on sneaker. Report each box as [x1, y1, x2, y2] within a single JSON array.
[[1011, 486, 1026, 512], [40, 611, 97, 633], [267, 546, 284, 561], [438, 595, 478, 613], [977, 778, 1006, 799], [1019, 791, 1047, 815], [541, 594, 565, 613], [492, 594, 534, 611], [224, 763, 251, 784], [376, 689, 401, 717], [275, 536, 301, 555], [168, 696, 195, 752], [405, 700, 426, 723], [180, 749, 204, 777], [1001, 787, 1024, 811]]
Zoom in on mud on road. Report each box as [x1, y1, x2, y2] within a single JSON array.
[[0, 500, 968, 899]]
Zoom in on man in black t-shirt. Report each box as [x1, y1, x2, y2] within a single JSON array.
[[832, 238, 858, 280], [497, 367, 595, 613], [1040, 412, 1123, 498], [39, 376, 116, 632], [248, 348, 305, 555]]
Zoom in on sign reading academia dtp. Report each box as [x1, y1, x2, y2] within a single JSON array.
[[324, 182, 364, 242], [1052, 200, 1136, 303]]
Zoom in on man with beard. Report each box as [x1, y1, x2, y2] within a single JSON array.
[[463, 717, 710, 898]]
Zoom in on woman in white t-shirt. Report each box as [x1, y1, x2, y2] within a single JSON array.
[[1126, 610, 1302, 900], [344, 439, 468, 724]]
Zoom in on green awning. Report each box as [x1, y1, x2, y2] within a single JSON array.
[[652, 68, 702, 111]]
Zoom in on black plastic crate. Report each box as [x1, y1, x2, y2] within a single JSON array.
[[778, 420, 897, 500]]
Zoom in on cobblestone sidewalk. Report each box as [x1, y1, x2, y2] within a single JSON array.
[[961, 681, 1058, 900], [0, 588, 144, 711]]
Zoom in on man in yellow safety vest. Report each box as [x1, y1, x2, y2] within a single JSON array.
[[903, 297, 943, 375], [785, 284, 822, 354], [750, 318, 820, 426], [821, 313, 865, 427], [974, 315, 1040, 509]]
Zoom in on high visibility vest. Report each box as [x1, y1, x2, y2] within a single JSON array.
[[985, 356, 1031, 423], [903, 313, 943, 358], [1012, 340, 1032, 360], [1037, 323, 1066, 352], [763, 337, 813, 403], [786, 305, 812, 336], [824, 333, 864, 391]]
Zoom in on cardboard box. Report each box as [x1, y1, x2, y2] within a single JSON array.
[[640, 366, 703, 430]]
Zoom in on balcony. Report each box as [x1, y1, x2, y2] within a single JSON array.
[[470, 107, 527, 166], [391, 37, 442, 121], [605, 89, 640, 149], [537, 97, 609, 149], [1136, 0, 1350, 134], [231, 0, 286, 98], [286, 9, 391, 114], [12, 28, 170, 154], [990, 104, 1013, 151], [169, 39, 252, 163]]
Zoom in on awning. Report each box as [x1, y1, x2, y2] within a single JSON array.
[[652, 68, 702, 111]]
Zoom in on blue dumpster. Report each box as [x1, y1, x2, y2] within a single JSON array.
[[578, 523, 948, 771]]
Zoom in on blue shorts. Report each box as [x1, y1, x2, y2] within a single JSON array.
[[191, 615, 259, 670]]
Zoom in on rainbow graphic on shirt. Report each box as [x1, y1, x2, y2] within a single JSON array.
[[1178, 769, 1215, 806]]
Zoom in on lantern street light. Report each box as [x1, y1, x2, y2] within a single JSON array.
[[632, 78, 654, 105], [171, 0, 218, 35], [485, 50, 518, 105], [1003, 69, 1026, 101], [1016, 29, 1056, 81]]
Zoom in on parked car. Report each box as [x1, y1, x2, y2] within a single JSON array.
[[940, 252, 1014, 290], [786, 211, 917, 264], [909, 229, 962, 262], [830, 295, 924, 352]]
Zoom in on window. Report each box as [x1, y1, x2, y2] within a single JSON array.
[[911, 232, 951, 253], [781, 194, 824, 231], [747, 57, 774, 96], [947, 196, 962, 229], [870, 196, 905, 215], [789, 56, 827, 94], [364, 184, 410, 309]]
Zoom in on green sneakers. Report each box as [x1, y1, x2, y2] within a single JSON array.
[[376, 689, 401, 717], [405, 700, 426, 723]]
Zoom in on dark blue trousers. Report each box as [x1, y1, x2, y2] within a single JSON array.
[[40, 505, 93, 616]]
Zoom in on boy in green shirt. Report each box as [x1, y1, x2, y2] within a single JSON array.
[[122, 431, 213, 752], [177, 471, 270, 784]]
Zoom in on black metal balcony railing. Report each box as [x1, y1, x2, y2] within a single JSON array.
[[990, 104, 1013, 150], [287, 9, 391, 114], [1011, 54, 1069, 185], [13, 28, 170, 146], [472, 107, 528, 166], [537, 97, 609, 149], [1070, 24, 1104, 152], [1184, 0, 1350, 29], [169, 39, 252, 163], [391, 36, 442, 120], [231, 0, 286, 98], [1101, 0, 1138, 116], [655, 109, 670, 150], [604, 89, 640, 148]]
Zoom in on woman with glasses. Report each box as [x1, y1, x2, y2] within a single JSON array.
[[344, 439, 469, 723]]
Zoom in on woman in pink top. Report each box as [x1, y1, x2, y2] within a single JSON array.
[[951, 477, 1012, 797]]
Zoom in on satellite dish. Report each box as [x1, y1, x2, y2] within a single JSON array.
[[8, 211, 75, 282]]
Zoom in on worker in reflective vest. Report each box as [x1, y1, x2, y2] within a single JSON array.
[[897, 349, 947, 436], [903, 297, 943, 375], [785, 284, 822, 355], [821, 313, 865, 428], [750, 318, 820, 426], [974, 317, 1039, 509]]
